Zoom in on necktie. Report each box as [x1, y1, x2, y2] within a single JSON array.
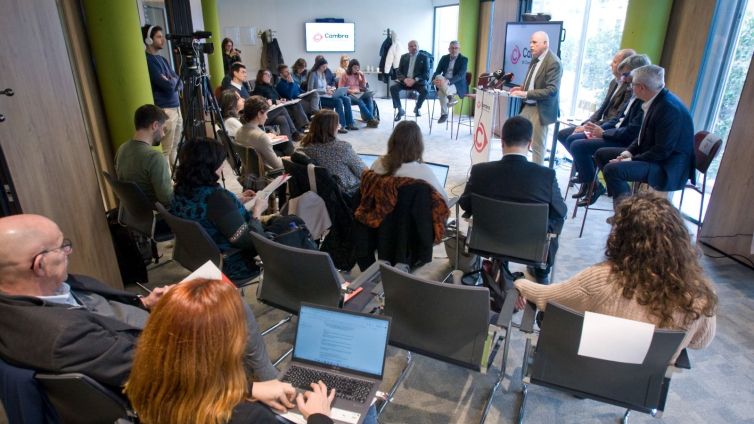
[[523, 58, 539, 90]]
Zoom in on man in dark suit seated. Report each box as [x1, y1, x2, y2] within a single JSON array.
[[557, 48, 636, 153], [0, 214, 279, 388], [459, 116, 567, 283], [593, 64, 695, 207], [432, 40, 468, 124], [222, 62, 252, 99], [569, 54, 651, 202], [390, 40, 431, 121]]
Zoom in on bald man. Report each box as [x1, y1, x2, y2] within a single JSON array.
[[510, 31, 563, 165], [391, 40, 431, 121], [0, 214, 277, 387]]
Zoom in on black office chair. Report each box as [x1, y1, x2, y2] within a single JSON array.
[[154, 203, 256, 289], [250, 232, 379, 365], [102, 171, 173, 261], [466, 194, 555, 280], [35, 373, 137, 424], [0, 358, 60, 423], [517, 302, 686, 423], [379, 264, 518, 423]]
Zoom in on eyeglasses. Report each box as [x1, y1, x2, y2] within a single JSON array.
[[30, 238, 73, 270]]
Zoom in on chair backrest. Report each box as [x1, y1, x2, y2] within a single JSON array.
[[476, 73, 490, 88], [468, 194, 550, 265], [232, 138, 264, 178], [693, 131, 723, 174], [380, 264, 490, 371], [154, 203, 223, 271], [250, 232, 342, 314], [217, 129, 242, 177], [35, 373, 134, 424], [102, 171, 156, 236], [0, 358, 60, 423], [530, 303, 685, 414]]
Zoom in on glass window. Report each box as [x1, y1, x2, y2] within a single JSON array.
[[530, 0, 628, 118], [433, 5, 460, 59]]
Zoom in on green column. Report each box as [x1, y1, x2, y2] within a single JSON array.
[[620, 0, 673, 64], [202, 0, 224, 89], [458, 0, 481, 115], [82, 0, 153, 151]]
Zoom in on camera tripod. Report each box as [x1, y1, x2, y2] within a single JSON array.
[[171, 42, 242, 182]]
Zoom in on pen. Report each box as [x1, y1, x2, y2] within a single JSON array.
[[136, 282, 152, 294]]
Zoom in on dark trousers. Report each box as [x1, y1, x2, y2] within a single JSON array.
[[571, 138, 627, 183], [390, 82, 428, 110], [595, 147, 659, 202], [265, 108, 297, 140], [284, 102, 309, 130]]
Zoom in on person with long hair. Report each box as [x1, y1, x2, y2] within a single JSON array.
[[335, 54, 350, 80], [221, 37, 242, 76], [125, 278, 335, 424], [338, 59, 379, 128], [277, 64, 320, 116], [170, 138, 302, 280], [235, 96, 294, 170], [515, 192, 717, 360], [299, 110, 367, 197], [252, 69, 309, 131], [291, 58, 309, 89], [371, 121, 448, 202], [219, 89, 245, 136], [307, 57, 357, 133]]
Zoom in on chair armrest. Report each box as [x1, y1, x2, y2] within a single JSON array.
[[447, 196, 460, 208], [520, 301, 537, 333], [495, 288, 519, 329], [266, 167, 285, 178]]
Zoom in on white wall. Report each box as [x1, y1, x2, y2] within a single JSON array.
[[217, 0, 436, 74]]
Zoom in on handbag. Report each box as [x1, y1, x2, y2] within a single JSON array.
[[285, 164, 332, 240]]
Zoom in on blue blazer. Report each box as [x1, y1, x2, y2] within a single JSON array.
[[627, 89, 695, 190], [601, 97, 644, 147], [432, 54, 468, 97]]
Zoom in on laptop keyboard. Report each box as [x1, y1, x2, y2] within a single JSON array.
[[282, 365, 373, 403]]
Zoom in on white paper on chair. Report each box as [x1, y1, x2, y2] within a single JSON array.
[[244, 174, 291, 211], [698, 133, 721, 156], [577, 311, 655, 364]]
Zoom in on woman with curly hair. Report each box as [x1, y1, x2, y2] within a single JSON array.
[[125, 278, 335, 424], [515, 192, 717, 360]]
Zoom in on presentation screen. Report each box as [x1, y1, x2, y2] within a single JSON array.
[[503, 22, 563, 87], [305, 22, 355, 52]]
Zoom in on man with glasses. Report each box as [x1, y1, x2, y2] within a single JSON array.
[[432, 40, 468, 124], [556, 48, 636, 153], [593, 64, 695, 207], [568, 54, 651, 203], [0, 214, 279, 387]]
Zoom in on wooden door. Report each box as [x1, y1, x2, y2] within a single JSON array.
[[0, 0, 122, 287]]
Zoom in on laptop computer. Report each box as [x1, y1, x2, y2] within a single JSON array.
[[278, 303, 391, 424], [358, 153, 450, 187], [321, 86, 349, 98]]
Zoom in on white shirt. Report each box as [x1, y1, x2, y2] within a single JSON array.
[[231, 80, 243, 90], [616, 97, 637, 129], [371, 159, 449, 204], [526, 49, 549, 91], [36, 282, 80, 307]]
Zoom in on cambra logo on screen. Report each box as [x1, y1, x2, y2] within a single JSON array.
[[312, 32, 350, 43]]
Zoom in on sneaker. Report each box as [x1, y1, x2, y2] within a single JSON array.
[[437, 114, 448, 124], [366, 119, 380, 128], [337, 128, 348, 134], [448, 95, 459, 106], [346, 125, 359, 131], [394, 109, 405, 122]]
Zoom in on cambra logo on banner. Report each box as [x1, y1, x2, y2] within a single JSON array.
[[305, 22, 355, 52], [510, 45, 533, 66]]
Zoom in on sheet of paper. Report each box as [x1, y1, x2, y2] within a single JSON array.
[[698, 133, 721, 156], [223, 27, 240, 45], [277, 407, 360, 424], [298, 89, 318, 98], [240, 26, 256, 46], [244, 174, 291, 210], [178, 260, 233, 286], [577, 311, 655, 364]]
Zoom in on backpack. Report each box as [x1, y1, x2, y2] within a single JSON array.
[[284, 163, 332, 240]]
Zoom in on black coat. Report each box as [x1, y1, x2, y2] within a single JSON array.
[[601, 97, 644, 146], [396, 52, 431, 84]]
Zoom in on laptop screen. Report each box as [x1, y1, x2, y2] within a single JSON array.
[[358, 153, 450, 187], [294, 304, 390, 378]]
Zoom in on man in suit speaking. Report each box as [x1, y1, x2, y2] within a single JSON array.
[[459, 116, 567, 284], [432, 40, 469, 124], [510, 31, 563, 165], [391, 40, 431, 121]]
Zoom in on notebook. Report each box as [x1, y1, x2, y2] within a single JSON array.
[[358, 153, 450, 187], [277, 303, 391, 424]]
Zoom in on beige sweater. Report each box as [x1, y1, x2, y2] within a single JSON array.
[[514, 263, 716, 360]]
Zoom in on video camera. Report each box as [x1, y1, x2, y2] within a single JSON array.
[[167, 31, 214, 75]]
